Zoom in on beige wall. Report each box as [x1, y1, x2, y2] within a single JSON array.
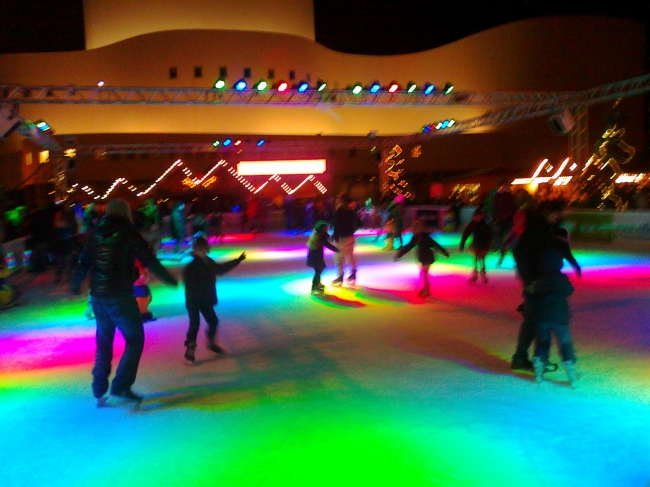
[[83, 0, 316, 49]]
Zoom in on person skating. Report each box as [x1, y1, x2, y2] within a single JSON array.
[[459, 207, 492, 283], [330, 193, 359, 286], [306, 220, 339, 295], [72, 199, 178, 407], [182, 237, 245, 364], [395, 218, 450, 297]]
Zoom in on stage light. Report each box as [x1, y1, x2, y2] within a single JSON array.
[[423, 83, 435, 95], [441, 120, 449, 129], [351, 83, 363, 95], [448, 119, 456, 127], [407, 82, 417, 93], [235, 79, 247, 91], [275, 80, 289, 92], [34, 120, 53, 134], [316, 80, 327, 91], [444, 82, 454, 94], [223, 138, 232, 146], [255, 79, 268, 91], [212, 140, 220, 147], [97, 80, 105, 87], [234, 140, 242, 146], [257, 139, 265, 146], [213, 78, 226, 90], [387, 81, 400, 93], [238, 159, 326, 176], [369, 81, 381, 94], [297, 80, 309, 92]]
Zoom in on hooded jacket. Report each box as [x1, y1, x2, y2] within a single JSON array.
[[73, 215, 176, 298]]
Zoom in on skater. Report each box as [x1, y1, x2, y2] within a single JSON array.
[[306, 220, 339, 295], [395, 218, 450, 297], [170, 201, 186, 257], [528, 202, 582, 385], [133, 260, 155, 323], [331, 192, 358, 286], [459, 207, 492, 283], [72, 199, 178, 406], [182, 237, 246, 364]]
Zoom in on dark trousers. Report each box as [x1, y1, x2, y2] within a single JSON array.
[[185, 301, 219, 345], [513, 298, 536, 360], [91, 296, 144, 398], [312, 268, 323, 290], [534, 321, 576, 363]]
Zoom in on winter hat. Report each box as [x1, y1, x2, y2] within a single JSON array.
[[314, 220, 329, 232]]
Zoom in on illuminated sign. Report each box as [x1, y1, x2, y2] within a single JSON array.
[[237, 159, 326, 176]]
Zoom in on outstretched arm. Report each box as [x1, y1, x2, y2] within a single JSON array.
[[213, 252, 246, 275], [129, 226, 178, 286]]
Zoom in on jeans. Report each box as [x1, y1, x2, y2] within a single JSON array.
[[513, 297, 536, 360], [91, 296, 144, 398], [334, 236, 356, 277], [534, 321, 576, 363], [185, 301, 219, 345], [312, 268, 323, 290]]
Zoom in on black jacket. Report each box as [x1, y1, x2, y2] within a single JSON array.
[[73, 216, 177, 298], [331, 206, 358, 240], [396, 232, 449, 265], [183, 255, 242, 305]]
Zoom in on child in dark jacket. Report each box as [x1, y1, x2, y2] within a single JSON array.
[[395, 218, 450, 297], [182, 237, 245, 364], [307, 221, 339, 295], [459, 207, 493, 283]]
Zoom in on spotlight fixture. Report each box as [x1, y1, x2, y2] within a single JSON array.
[[223, 138, 232, 146], [34, 120, 53, 134], [274, 80, 289, 92], [296, 80, 310, 93], [406, 82, 417, 94], [257, 139, 265, 146], [444, 82, 454, 95], [316, 79, 327, 92], [369, 81, 381, 94], [255, 79, 268, 91], [423, 83, 435, 95], [213, 77, 227, 90], [234, 79, 247, 91], [387, 81, 401, 93], [234, 140, 242, 146], [351, 83, 363, 95], [212, 140, 220, 147]]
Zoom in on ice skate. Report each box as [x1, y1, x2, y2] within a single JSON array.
[[184, 342, 197, 365], [346, 271, 357, 283], [332, 275, 343, 287], [481, 270, 488, 284], [563, 360, 579, 387], [469, 270, 478, 283], [207, 338, 223, 354], [418, 287, 430, 297], [110, 388, 143, 402], [311, 287, 325, 296], [96, 396, 108, 408], [532, 357, 546, 384]]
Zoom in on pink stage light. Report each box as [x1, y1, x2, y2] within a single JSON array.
[[237, 159, 326, 176]]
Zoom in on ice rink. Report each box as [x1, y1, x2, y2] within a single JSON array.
[[1, 232, 649, 487]]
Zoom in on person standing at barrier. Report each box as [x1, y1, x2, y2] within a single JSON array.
[[72, 199, 178, 406], [331, 193, 359, 286]]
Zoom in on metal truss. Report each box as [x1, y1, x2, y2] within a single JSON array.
[[568, 106, 590, 168], [0, 85, 573, 107]]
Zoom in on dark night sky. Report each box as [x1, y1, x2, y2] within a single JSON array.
[[0, 0, 647, 55]]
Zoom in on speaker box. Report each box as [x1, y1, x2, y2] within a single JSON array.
[[548, 109, 576, 135], [0, 106, 21, 139]]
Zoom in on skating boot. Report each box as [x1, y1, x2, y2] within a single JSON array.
[[532, 357, 546, 384], [346, 271, 357, 283], [332, 275, 344, 287], [184, 342, 197, 365], [469, 270, 478, 283], [311, 286, 324, 296], [207, 336, 223, 354], [110, 388, 143, 402], [563, 360, 579, 387], [418, 287, 430, 297], [481, 270, 488, 284]]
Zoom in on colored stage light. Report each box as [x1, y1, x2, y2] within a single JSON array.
[[212, 140, 220, 147], [223, 138, 232, 146], [316, 80, 327, 91], [297, 81, 309, 92], [448, 119, 456, 127], [237, 159, 327, 175], [235, 79, 247, 91], [387, 81, 400, 93], [444, 82, 454, 94], [34, 120, 53, 134], [255, 79, 268, 91], [351, 83, 363, 95], [423, 83, 435, 95], [257, 139, 265, 146], [275, 80, 289, 92], [369, 81, 381, 94], [407, 82, 417, 93], [234, 140, 242, 146], [213, 78, 226, 90]]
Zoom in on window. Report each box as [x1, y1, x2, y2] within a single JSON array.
[[194, 66, 203, 78], [289, 70, 296, 80], [244, 68, 251, 78], [219, 66, 227, 77], [169, 67, 178, 79], [268, 69, 275, 79]]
